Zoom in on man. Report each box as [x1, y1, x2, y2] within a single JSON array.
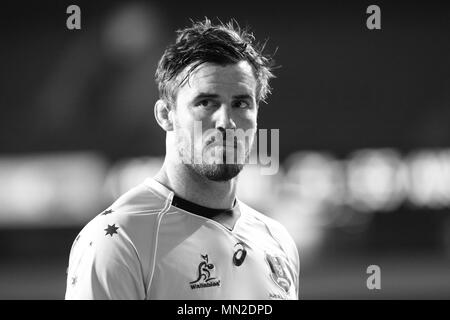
[[65, 18, 299, 300]]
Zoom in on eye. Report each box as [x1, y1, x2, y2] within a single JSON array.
[[233, 100, 250, 109], [196, 99, 215, 108]]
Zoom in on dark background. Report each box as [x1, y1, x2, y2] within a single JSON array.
[[1, 0, 449, 299]]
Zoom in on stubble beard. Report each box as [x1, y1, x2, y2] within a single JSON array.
[[177, 139, 249, 182], [181, 147, 246, 182], [190, 162, 244, 182]]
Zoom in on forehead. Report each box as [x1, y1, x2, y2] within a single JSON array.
[[176, 61, 257, 98]]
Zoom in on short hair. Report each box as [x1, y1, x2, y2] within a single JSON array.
[[155, 18, 275, 105]]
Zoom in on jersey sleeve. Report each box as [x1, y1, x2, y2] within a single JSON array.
[[65, 216, 146, 300], [279, 224, 300, 299], [285, 231, 300, 299], [264, 216, 301, 299]]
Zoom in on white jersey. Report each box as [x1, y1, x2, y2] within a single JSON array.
[[65, 178, 300, 300]]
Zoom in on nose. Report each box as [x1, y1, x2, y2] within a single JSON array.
[[214, 105, 236, 131]]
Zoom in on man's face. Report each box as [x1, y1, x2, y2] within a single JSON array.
[[172, 60, 258, 181]]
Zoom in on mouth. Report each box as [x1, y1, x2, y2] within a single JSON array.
[[207, 144, 237, 151], [203, 140, 248, 164], [208, 140, 239, 149]]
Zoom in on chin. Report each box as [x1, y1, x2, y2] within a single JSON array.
[[190, 163, 244, 182]]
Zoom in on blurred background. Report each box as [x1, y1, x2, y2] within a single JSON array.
[[1, 0, 450, 299]]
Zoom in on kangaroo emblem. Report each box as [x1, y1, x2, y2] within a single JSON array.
[[190, 254, 216, 284]]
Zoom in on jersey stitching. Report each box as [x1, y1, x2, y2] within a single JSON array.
[[143, 180, 171, 202], [145, 191, 173, 299], [110, 209, 165, 215]]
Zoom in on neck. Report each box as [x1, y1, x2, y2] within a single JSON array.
[[154, 157, 238, 210]]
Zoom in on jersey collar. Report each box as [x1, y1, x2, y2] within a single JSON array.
[[144, 177, 241, 231]]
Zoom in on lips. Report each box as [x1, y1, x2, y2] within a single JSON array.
[[208, 142, 237, 149], [206, 136, 238, 148], [209, 138, 239, 147]]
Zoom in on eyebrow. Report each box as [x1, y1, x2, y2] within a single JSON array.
[[193, 93, 254, 100], [232, 94, 253, 100], [194, 93, 220, 100]]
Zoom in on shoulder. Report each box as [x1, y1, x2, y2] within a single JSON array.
[[98, 180, 171, 242], [110, 179, 171, 215], [239, 200, 294, 244], [68, 180, 172, 287], [239, 200, 301, 298], [239, 201, 300, 269], [79, 181, 169, 251]]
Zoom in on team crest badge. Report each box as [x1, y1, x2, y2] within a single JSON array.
[[189, 254, 221, 289], [265, 253, 291, 293]]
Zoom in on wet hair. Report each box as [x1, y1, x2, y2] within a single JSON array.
[[155, 18, 275, 105]]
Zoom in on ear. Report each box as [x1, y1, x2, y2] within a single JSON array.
[[154, 99, 174, 131]]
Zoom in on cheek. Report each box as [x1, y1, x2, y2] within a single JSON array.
[[241, 112, 257, 130], [173, 118, 191, 146], [174, 117, 205, 150], [174, 111, 193, 133]]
